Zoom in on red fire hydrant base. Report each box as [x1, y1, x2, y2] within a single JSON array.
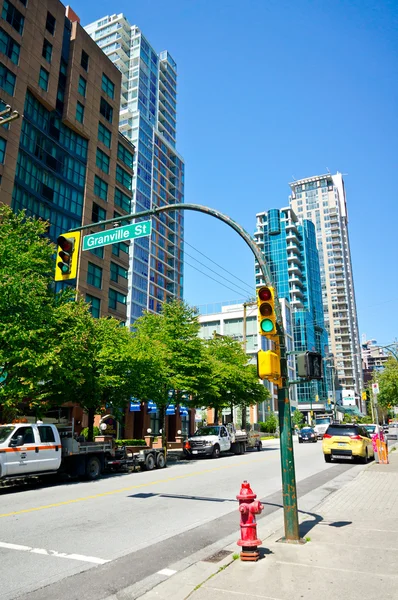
[[240, 549, 260, 562]]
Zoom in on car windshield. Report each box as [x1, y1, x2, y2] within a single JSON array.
[[0, 426, 15, 443], [301, 428, 314, 433], [326, 425, 358, 437], [193, 426, 221, 436], [315, 418, 331, 425]]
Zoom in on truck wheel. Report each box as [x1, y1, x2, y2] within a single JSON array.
[[257, 441, 262, 451], [241, 443, 246, 454], [212, 445, 220, 459], [145, 453, 156, 470], [86, 456, 101, 480], [156, 452, 166, 469]]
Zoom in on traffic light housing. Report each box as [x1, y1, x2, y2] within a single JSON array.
[[297, 351, 323, 380], [257, 286, 276, 337], [54, 232, 81, 281], [257, 350, 281, 382]]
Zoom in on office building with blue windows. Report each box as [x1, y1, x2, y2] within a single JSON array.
[[254, 207, 329, 417], [0, 0, 134, 323], [85, 14, 184, 324]]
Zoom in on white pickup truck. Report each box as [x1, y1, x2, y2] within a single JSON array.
[[184, 424, 262, 459], [0, 421, 166, 483]]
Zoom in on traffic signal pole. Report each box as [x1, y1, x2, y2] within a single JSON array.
[[276, 324, 301, 542], [67, 202, 301, 543]]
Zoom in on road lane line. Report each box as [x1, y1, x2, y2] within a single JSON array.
[[0, 541, 109, 564], [157, 568, 177, 576], [0, 456, 270, 519]]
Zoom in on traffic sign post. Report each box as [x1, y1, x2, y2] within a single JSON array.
[[82, 221, 151, 251]]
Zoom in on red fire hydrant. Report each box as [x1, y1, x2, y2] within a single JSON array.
[[237, 480, 264, 561]]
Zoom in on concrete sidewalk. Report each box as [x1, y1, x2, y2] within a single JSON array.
[[131, 448, 398, 600]]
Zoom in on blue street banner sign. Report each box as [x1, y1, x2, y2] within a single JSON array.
[[179, 405, 189, 417], [129, 398, 141, 412], [147, 400, 157, 414], [166, 404, 176, 416], [82, 221, 151, 251]]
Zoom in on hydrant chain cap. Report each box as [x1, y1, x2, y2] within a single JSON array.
[[236, 480, 257, 501]]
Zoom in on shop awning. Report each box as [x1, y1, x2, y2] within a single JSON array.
[[335, 404, 363, 417]]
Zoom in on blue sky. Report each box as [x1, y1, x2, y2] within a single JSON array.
[[80, 0, 398, 347]]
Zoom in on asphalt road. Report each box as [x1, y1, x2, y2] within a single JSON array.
[[0, 438, 356, 600]]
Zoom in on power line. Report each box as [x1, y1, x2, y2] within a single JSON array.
[[184, 239, 254, 292], [184, 260, 254, 299], [184, 249, 254, 297]]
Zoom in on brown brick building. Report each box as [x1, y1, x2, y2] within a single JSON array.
[[0, 0, 134, 322]]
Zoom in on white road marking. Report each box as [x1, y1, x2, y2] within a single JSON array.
[[157, 568, 177, 577], [0, 541, 109, 564]]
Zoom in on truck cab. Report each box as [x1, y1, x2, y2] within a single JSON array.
[[0, 423, 62, 478]]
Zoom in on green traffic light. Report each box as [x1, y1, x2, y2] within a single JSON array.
[[261, 319, 274, 332]]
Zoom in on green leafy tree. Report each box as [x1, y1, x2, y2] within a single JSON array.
[[376, 359, 398, 411], [202, 336, 269, 426], [131, 300, 215, 448], [292, 410, 304, 429], [0, 206, 75, 419]]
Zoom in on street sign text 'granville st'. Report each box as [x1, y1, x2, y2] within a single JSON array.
[[82, 221, 151, 251]]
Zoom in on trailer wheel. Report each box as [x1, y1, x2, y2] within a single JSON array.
[[145, 453, 156, 470], [156, 452, 166, 469], [241, 443, 246, 454], [257, 441, 262, 451], [86, 456, 101, 480]]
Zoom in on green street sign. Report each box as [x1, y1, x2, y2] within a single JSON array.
[[82, 221, 151, 251]]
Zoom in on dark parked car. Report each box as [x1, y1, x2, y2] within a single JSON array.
[[298, 427, 317, 443]]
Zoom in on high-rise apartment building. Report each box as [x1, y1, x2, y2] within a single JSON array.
[[254, 207, 329, 416], [85, 14, 185, 324], [289, 173, 362, 402], [0, 0, 134, 322]]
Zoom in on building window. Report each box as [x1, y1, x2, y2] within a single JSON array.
[[108, 288, 127, 310], [0, 137, 7, 163], [114, 187, 131, 212], [41, 38, 52, 63], [100, 97, 113, 123], [116, 164, 132, 190], [96, 147, 109, 174], [81, 50, 89, 71], [94, 175, 108, 201], [86, 294, 101, 318], [101, 73, 115, 99], [2, 1, 24, 35], [98, 121, 111, 148], [0, 27, 20, 64], [110, 262, 128, 283], [45, 11, 56, 34], [92, 202, 106, 223], [112, 241, 129, 257], [78, 75, 86, 97], [117, 142, 134, 169], [75, 101, 84, 123], [38, 66, 49, 91], [87, 262, 102, 289], [0, 62, 16, 95]]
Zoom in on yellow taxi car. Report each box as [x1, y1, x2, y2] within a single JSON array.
[[323, 423, 374, 463]]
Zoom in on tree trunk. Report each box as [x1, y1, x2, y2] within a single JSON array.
[[159, 404, 167, 451], [214, 407, 218, 424], [87, 407, 95, 441], [242, 405, 247, 430]]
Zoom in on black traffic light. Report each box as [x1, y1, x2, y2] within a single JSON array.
[[297, 351, 323, 380], [54, 232, 80, 281], [257, 286, 276, 337]]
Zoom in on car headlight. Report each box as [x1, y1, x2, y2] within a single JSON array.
[[205, 441, 212, 446]]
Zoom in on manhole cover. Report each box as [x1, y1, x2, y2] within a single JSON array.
[[203, 550, 231, 563]]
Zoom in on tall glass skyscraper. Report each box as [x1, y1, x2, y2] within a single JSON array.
[[254, 207, 329, 413], [85, 14, 184, 324], [289, 173, 362, 403]]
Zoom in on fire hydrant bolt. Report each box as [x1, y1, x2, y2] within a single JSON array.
[[236, 481, 264, 561]]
